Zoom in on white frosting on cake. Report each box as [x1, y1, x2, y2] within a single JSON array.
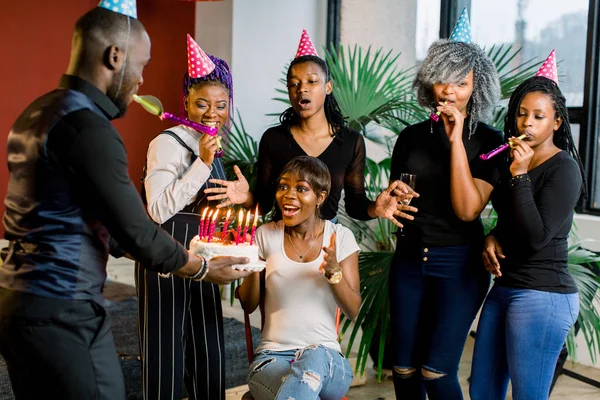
[[189, 235, 259, 263]]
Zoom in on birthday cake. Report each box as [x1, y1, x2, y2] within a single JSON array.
[[189, 236, 264, 272]]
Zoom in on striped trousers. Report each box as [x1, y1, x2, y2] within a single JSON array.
[[135, 213, 225, 400]]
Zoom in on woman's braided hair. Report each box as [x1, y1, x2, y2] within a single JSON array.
[[279, 55, 346, 135], [505, 76, 587, 202]]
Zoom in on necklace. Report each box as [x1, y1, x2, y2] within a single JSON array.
[[286, 221, 324, 261]]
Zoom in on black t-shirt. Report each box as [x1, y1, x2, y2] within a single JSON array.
[[255, 125, 372, 221], [390, 118, 504, 246], [491, 151, 581, 293]]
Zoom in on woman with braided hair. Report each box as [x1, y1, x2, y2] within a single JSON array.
[[205, 32, 417, 228], [470, 73, 585, 399], [136, 37, 252, 400], [387, 35, 504, 399]]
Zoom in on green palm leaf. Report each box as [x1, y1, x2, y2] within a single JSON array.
[[566, 244, 600, 364], [338, 251, 393, 379], [222, 113, 259, 191], [486, 44, 541, 100], [486, 44, 541, 130], [324, 45, 418, 137]]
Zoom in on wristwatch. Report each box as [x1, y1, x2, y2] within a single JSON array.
[[325, 269, 343, 284]]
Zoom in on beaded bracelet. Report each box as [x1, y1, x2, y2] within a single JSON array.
[[188, 255, 207, 280], [198, 263, 210, 281], [510, 174, 531, 187]]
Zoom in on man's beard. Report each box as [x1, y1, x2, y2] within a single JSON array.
[[107, 68, 131, 117]]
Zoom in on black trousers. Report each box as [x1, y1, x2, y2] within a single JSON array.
[[135, 212, 225, 400], [0, 288, 125, 400]]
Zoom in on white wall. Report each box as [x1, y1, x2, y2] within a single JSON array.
[[340, 0, 418, 70], [195, 0, 234, 66], [230, 0, 327, 139]]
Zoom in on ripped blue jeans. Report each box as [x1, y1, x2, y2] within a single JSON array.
[[247, 345, 353, 400]]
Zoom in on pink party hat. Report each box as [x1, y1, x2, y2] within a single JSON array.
[[187, 34, 216, 78], [295, 29, 319, 58], [98, 0, 137, 19], [535, 49, 558, 84]]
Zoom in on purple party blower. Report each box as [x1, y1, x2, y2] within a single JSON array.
[[160, 112, 217, 137], [133, 94, 223, 157], [479, 134, 527, 160]]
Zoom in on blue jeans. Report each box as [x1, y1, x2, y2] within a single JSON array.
[[389, 243, 490, 400], [247, 345, 353, 400], [470, 285, 579, 400]]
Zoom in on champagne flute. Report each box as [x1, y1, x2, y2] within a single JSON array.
[[398, 173, 417, 235]]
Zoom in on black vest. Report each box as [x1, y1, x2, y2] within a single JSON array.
[[1, 89, 111, 303]]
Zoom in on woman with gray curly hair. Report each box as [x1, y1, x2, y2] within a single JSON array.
[[388, 38, 503, 400]]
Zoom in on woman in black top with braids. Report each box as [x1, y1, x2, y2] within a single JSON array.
[[206, 54, 416, 226], [470, 75, 585, 400]]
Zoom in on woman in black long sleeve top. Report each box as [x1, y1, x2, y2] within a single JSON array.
[[469, 76, 586, 400], [388, 39, 503, 400], [206, 54, 415, 225]]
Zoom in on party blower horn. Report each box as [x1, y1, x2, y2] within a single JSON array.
[[479, 134, 527, 160], [132, 94, 224, 157]]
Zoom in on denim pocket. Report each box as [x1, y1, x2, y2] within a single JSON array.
[[565, 293, 580, 325]]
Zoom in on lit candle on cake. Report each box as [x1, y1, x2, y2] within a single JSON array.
[[250, 204, 259, 245], [208, 209, 219, 242], [242, 210, 251, 243], [199, 207, 208, 239], [221, 209, 231, 240], [203, 209, 213, 239], [235, 209, 243, 245]]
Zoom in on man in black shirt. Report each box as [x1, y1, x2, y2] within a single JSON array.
[[0, 5, 248, 399]]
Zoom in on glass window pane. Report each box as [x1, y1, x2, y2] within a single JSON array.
[[471, 0, 589, 106], [571, 123, 580, 150], [340, 0, 440, 69], [416, 0, 441, 61], [593, 124, 600, 209]]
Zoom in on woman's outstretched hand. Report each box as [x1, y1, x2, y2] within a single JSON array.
[[319, 232, 340, 276], [206, 165, 251, 208], [372, 181, 419, 228]]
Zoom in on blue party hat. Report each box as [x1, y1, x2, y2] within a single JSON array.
[[449, 7, 471, 43], [98, 0, 137, 19]]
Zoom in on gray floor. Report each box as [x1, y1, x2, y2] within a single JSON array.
[[6, 255, 592, 400], [225, 333, 600, 399], [343, 336, 600, 400]]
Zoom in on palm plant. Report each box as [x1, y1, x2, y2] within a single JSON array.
[[323, 45, 425, 138], [566, 244, 600, 364], [221, 114, 259, 192]]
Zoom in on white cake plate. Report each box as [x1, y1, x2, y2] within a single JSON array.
[[232, 260, 266, 272]]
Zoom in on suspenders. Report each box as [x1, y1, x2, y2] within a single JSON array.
[[160, 130, 198, 162]]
